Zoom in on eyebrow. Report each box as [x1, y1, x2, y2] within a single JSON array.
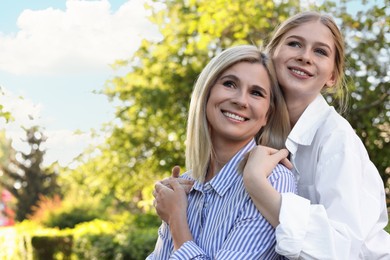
[[219, 74, 269, 96], [286, 35, 333, 52]]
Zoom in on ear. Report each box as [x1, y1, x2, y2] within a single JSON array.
[[325, 72, 336, 88]]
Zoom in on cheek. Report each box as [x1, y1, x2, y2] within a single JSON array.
[[256, 102, 270, 123]]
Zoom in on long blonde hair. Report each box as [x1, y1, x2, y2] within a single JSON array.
[[186, 45, 290, 182]]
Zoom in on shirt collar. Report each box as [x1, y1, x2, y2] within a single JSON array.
[[192, 139, 256, 197], [286, 94, 331, 153]]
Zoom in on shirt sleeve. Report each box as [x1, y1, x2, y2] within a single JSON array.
[[275, 132, 390, 259], [150, 202, 279, 259]]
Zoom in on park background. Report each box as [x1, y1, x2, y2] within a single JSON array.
[[0, 0, 389, 259]]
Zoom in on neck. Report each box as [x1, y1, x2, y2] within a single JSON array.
[[205, 139, 247, 182], [285, 96, 312, 127]]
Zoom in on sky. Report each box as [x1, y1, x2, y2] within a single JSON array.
[[0, 0, 161, 167]]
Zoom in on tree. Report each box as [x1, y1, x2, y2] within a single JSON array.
[[0, 126, 60, 221], [98, 0, 302, 210], [335, 3, 390, 186], [68, 0, 388, 212]]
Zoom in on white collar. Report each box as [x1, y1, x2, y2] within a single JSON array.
[[286, 94, 331, 153]]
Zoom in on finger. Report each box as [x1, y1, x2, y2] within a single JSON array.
[[182, 184, 193, 194], [152, 189, 157, 198], [171, 165, 181, 178], [160, 177, 171, 187], [177, 178, 194, 186], [155, 182, 167, 192], [273, 149, 292, 168], [169, 179, 183, 191], [280, 157, 293, 169], [255, 145, 278, 155]]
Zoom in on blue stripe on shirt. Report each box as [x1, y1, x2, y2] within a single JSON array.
[[147, 139, 296, 259]]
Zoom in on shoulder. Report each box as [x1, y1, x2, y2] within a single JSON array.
[[318, 108, 364, 150], [268, 164, 296, 193]]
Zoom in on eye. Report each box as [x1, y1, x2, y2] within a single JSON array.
[[251, 88, 266, 98], [315, 48, 328, 56], [222, 80, 236, 88], [287, 41, 301, 48]]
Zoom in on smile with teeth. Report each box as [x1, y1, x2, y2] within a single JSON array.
[[223, 111, 246, 122], [291, 68, 310, 77]]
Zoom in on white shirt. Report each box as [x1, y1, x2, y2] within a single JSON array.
[[276, 94, 390, 259]]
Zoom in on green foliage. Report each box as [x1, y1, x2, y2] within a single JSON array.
[[31, 193, 104, 229], [72, 213, 159, 260], [44, 205, 101, 230], [321, 0, 390, 189], [1, 212, 160, 260], [59, 0, 389, 218], [95, 0, 302, 211], [103, 0, 389, 212], [31, 235, 72, 260]]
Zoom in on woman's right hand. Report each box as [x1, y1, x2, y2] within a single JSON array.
[[243, 145, 291, 181]]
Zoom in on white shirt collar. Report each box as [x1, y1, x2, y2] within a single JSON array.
[[286, 94, 331, 153]]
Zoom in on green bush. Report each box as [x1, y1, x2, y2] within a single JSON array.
[[71, 214, 160, 260], [73, 233, 120, 260], [122, 227, 158, 259], [1, 213, 161, 260], [31, 235, 72, 260], [45, 206, 101, 229]]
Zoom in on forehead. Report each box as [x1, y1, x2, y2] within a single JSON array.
[[284, 20, 335, 48], [220, 62, 271, 89]]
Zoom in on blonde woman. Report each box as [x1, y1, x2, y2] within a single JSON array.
[[243, 11, 390, 259], [148, 45, 296, 259]]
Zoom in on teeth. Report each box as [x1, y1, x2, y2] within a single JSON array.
[[223, 112, 245, 121], [291, 69, 308, 76]]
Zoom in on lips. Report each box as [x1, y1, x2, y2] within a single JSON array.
[[289, 66, 313, 77], [222, 111, 248, 122]]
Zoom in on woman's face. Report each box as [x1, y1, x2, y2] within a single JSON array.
[[273, 20, 336, 106], [206, 61, 271, 147]]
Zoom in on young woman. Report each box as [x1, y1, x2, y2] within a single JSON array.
[[243, 11, 390, 259], [147, 45, 296, 259]]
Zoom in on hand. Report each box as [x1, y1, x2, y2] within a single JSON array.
[[243, 145, 292, 181], [153, 179, 188, 224], [160, 166, 194, 194]]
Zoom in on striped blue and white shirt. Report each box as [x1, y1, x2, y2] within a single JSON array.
[[147, 139, 296, 259]]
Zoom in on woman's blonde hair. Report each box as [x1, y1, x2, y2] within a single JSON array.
[[266, 11, 348, 112], [186, 45, 290, 182]]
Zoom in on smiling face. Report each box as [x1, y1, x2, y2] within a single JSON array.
[[206, 61, 271, 148], [273, 20, 336, 107]]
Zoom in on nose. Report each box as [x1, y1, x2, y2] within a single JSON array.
[[232, 91, 248, 108], [296, 48, 312, 64]]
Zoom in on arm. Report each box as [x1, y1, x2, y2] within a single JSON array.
[[151, 162, 296, 259], [242, 146, 291, 227], [276, 132, 390, 259], [208, 167, 296, 259], [154, 180, 193, 250]]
